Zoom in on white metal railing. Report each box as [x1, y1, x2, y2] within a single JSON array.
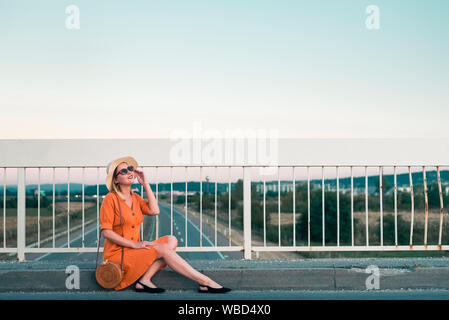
[[0, 165, 448, 262], [252, 165, 448, 255]]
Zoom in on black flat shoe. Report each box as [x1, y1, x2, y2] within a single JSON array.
[[135, 281, 165, 293], [198, 285, 232, 294]]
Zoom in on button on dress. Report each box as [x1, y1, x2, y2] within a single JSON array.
[[100, 190, 169, 291]]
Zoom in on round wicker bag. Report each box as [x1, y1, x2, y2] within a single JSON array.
[[95, 260, 124, 289]]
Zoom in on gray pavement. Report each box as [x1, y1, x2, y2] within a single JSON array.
[[3, 258, 449, 294]]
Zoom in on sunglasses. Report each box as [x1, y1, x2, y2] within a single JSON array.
[[115, 166, 134, 177]]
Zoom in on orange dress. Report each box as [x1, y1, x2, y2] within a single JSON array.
[[100, 190, 168, 291]]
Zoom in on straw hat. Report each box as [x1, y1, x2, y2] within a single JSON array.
[[105, 156, 138, 192]]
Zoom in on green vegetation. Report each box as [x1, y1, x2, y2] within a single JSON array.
[[181, 178, 449, 257]]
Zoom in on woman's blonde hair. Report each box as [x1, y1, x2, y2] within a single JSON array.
[[109, 162, 130, 200]]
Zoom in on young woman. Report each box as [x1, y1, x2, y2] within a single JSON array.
[[100, 156, 231, 293]]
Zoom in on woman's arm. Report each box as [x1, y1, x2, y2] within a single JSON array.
[[135, 169, 160, 215], [142, 182, 160, 215], [102, 229, 142, 249]]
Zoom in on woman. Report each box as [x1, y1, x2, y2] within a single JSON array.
[[100, 156, 231, 293]]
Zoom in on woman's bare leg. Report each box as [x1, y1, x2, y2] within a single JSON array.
[[137, 235, 179, 288], [136, 258, 166, 288], [152, 243, 223, 288]]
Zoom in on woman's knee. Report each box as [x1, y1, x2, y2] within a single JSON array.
[[154, 244, 169, 259], [154, 243, 174, 259], [167, 235, 178, 250]]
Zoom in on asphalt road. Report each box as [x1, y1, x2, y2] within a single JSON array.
[[157, 202, 242, 260], [27, 202, 242, 261]]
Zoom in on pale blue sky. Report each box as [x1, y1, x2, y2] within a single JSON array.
[[0, 0, 448, 139]]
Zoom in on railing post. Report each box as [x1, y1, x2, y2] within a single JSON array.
[[17, 167, 26, 262], [243, 166, 252, 259]]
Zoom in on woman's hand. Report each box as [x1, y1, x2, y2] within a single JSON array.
[[134, 168, 148, 185], [102, 229, 143, 249], [133, 241, 154, 249]]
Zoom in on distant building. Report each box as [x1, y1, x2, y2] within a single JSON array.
[[172, 191, 195, 196], [354, 187, 365, 195], [398, 186, 411, 193], [158, 190, 195, 196], [255, 181, 294, 194], [33, 189, 46, 197]]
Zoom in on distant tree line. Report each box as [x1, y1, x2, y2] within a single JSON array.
[[181, 178, 449, 247]]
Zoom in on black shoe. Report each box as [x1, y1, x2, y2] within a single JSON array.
[[135, 281, 166, 293], [198, 285, 232, 294]]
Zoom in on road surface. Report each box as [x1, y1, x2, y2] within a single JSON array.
[[27, 202, 242, 261]]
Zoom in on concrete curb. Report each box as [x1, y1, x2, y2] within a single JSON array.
[[2, 258, 449, 292]]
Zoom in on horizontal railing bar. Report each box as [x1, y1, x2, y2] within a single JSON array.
[[16, 246, 244, 254], [252, 245, 449, 252], [5, 164, 449, 168], [7, 243, 449, 254], [24, 248, 103, 253]]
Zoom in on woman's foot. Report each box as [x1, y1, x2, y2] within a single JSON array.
[[198, 285, 232, 293], [197, 278, 232, 294], [136, 279, 157, 290], [135, 279, 165, 293], [198, 278, 225, 291]]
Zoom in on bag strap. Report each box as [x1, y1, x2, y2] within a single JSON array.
[[96, 191, 125, 272]]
